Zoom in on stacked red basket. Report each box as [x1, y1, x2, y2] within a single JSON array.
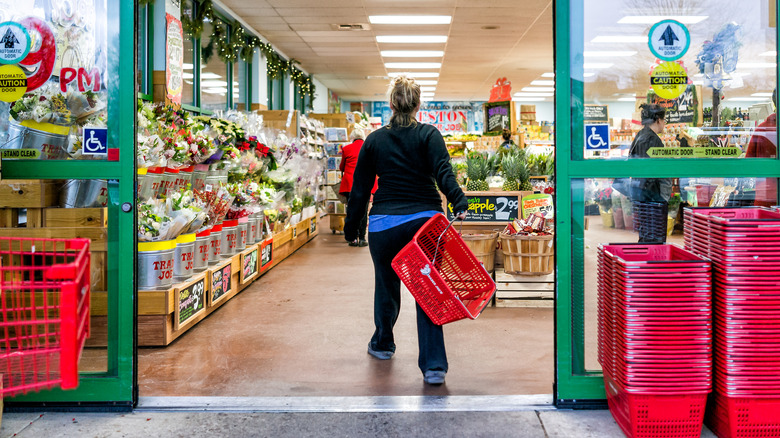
[[597, 243, 712, 438], [684, 207, 780, 438]]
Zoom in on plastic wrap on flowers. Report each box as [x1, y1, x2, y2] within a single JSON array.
[[138, 200, 174, 241], [225, 182, 252, 219], [167, 189, 208, 236], [194, 183, 235, 230]]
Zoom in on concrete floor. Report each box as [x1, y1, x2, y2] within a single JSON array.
[[138, 218, 554, 397]]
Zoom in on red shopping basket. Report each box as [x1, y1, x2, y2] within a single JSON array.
[[391, 214, 496, 325], [0, 237, 91, 396]]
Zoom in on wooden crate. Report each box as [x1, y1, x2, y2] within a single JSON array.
[[138, 271, 210, 346], [43, 207, 107, 227], [0, 180, 60, 208], [274, 227, 293, 248], [493, 268, 554, 307], [257, 110, 298, 137], [0, 207, 45, 227], [309, 113, 351, 131]]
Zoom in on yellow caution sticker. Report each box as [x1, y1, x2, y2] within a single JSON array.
[[650, 62, 688, 100], [0, 64, 27, 102]]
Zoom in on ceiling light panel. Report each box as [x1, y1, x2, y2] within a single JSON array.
[[591, 35, 647, 43], [420, 86, 436, 91], [514, 92, 554, 97], [521, 87, 555, 92], [376, 35, 448, 43], [583, 63, 614, 69], [513, 97, 546, 102], [531, 80, 555, 86], [618, 15, 708, 24], [388, 72, 440, 78], [369, 15, 452, 24], [380, 51, 444, 57], [541, 72, 555, 77], [414, 80, 438, 85], [584, 51, 637, 57], [385, 62, 442, 69]]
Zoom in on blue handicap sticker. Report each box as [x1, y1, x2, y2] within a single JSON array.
[[82, 127, 108, 155], [585, 124, 610, 151]]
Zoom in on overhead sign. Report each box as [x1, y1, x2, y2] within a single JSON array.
[[651, 61, 688, 100], [0, 21, 31, 65], [488, 77, 512, 102], [648, 20, 690, 61], [0, 64, 27, 102], [584, 105, 609, 123], [585, 124, 610, 150]]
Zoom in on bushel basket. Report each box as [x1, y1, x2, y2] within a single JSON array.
[[500, 233, 554, 275], [392, 214, 496, 325], [460, 231, 498, 273]]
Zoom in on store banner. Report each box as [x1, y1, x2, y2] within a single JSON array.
[[371, 101, 484, 133], [165, 13, 183, 105]]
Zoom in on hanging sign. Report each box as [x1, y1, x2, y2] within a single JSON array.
[[584, 105, 609, 123], [0, 64, 27, 102], [585, 124, 610, 150], [210, 262, 233, 305], [176, 276, 206, 329], [165, 13, 183, 105], [648, 20, 690, 61], [651, 61, 688, 100], [484, 101, 512, 133], [488, 77, 512, 102], [0, 21, 31, 65]]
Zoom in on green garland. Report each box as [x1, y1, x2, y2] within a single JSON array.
[[181, 0, 213, 39], [139, 0, 155, 6]]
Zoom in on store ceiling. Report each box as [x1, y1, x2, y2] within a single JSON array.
[[219, 0, 554, 102]]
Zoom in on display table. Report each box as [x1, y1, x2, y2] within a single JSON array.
[[138, 214, 320, 346]]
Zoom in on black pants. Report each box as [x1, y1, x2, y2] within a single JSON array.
[[343, 193, 367, 240], [368, 217, 447, 374]]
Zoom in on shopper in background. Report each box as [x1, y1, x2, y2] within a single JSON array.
[[499, 129, 516, 151], [344, 75, 468, 386], [745, 89, 777, 207], [629, 103, 673, 243], [339, 127, 375, 247]]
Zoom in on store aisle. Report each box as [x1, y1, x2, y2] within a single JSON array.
[[138, 217, 554, 397]]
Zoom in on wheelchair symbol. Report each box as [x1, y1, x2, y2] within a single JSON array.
[[84, 131, 102, 153], [587, 127, 607, 149]]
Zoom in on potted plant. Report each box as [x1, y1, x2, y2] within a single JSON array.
[[667, 193, 682, 236], [595, 186, 614, 228]]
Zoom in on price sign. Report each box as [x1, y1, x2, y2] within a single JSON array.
[[260, 237, 274, 272], [210, 262, 232, 305], [240, 247, 259, 284], [176, 276, 205, 329], [445, 192, 521, 223]]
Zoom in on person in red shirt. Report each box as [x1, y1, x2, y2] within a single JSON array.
[[339, 128, 377, 246], [745, 89, 777, 206]]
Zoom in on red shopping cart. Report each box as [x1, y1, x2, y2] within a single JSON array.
[[391, 214, 496, 325], [0, 237, 91, 397]]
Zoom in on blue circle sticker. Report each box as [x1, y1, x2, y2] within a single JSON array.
[[648, 20, 690, 61], [0, 21, 31, 65]]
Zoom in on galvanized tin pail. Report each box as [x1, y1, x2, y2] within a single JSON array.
[[191, 164, 209, 192], [137, 168, 153, 200], [138, 240, 176, 290], [236, 217, 248, 251], [254, 212, 265, 242], [209, 224, 223, 263], [193, 228, 211, 270], [247, 215, 257, 243], [174, 233, 196, 279], [60, 179, 108, 208], [172, 166, 192, 194], [5, 120, 70, 159], [147, 166, 165, 198], [221, 220, 239, 256]]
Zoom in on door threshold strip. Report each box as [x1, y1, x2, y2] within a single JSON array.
[[137, 395, 554, 413]]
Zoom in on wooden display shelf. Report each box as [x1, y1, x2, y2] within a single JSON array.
[[493, 268, 554, 307], [138, 271, 209, 346], [0, 180, 61, 208]]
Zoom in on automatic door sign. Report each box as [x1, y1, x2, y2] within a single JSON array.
[[585, 124, 610, 151], [648, 20, 690, 61], [0, 64, 27, 102], [651, 62, 688, 100], [82, 126, 108, 156], [0, 21, 31, 65]]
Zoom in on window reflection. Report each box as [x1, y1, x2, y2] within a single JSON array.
[[201, 21, 228, 111]]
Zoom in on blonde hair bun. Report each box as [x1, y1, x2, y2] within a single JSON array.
[[388, 75, 421, 127]]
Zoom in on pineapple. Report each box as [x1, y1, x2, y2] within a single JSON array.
[[466, 154, 490, 191], [519, 159, 533, 191], [501, 154, 520, 191]]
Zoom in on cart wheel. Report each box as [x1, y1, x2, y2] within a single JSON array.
[[332, 229, 336, 234]]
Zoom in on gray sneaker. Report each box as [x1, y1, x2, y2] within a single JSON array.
[[367, 343, 394, 360], [423, 370, 446, 385], [358, 239, 368, 247]]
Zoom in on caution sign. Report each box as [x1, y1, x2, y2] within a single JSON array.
[[651, 62, 688, 100], [648, 20, 690, 61], [0, 64, 27, 102], [0, 21, 30, 65], [646, 147, 741, 158]]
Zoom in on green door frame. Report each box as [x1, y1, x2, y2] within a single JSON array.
[[2, 0, 136, 408], [554, 0, 780, 406]]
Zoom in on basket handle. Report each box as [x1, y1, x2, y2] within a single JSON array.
[[432, 216, 461, 265]]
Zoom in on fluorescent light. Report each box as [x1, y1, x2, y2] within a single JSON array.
[[388, 72, 440, 78], [759, 51, 777, 57], [385, 62, 441, 69], [583, 63, 613, 69], [583, 73, 595, 78], [591, 35, 647, 43], [512, 97, 546, 102], [522, 87, 555, 92], [618, 15, 708, 24], [201, 80, 228, 87], [183, 63, 193, 70], [514, 92, 554, 97], [415, 80, 438, 85], [541, 72, 555, 77], [728, 97, 771, 102], [531, 80, 555, 86], [421, 97, 434, 102], [203, 87, 227, 94], [183, 72, 194, 79], [369, 15, 451, 25], [584, 51, 637, 57], [381, 50, 444, 58], [201, 72, 222, 79], [617, 97, 637, 101], [421, 92, 435, 96], [752, 92, 774, 97], [376, 35, 448, 43], [692, 80, 704, 85], [736, 62, 777, 69], [420, 86, 436, 91]]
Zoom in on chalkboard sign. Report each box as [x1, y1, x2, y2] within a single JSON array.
[[484, 101, 512, 133], [210, 262, 232, 305], [176, 276, 205, 329], [260, 237, 273, 272], [648, 85, 699, 125], [445, 192, 521, 223], [584, 105, 609, 123], [310, 218, 317, 234], [240, 247, 259, 284]]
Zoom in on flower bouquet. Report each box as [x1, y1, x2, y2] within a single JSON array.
[[138, 201, 174, 241], [10, 83, 73, 126]]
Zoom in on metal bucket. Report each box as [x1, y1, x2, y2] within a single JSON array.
[[138, 240, 176, 290], [236, 217, 248, 251], [191, 164, 209, 192], [137, 168, 152, 200], [60, 179, 108, 208], [174, 233, 196, 279], [159, 168, 179, 197], [146, 167, 165, 198], [254, 212, 265, 242], [209, 224, 223, 263], [247, 215, 257, 243], [193, 228, 211, 270], [5, 120, 70, 159], [221, 220, 239, 256], [172, 166, 192, 194]]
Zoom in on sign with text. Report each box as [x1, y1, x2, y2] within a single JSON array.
[[648, 85, 699, 125], [647, 147, 741, 158], [651, 61, 688, 100], [648, 19, 690, 61], [583, 105, 609, 123], [240, 247, 259, 284], [165, 13, 183, 105], [176, 276, 205, 329], [484, 101, 512, 133], [445, 192, 521, 223], [372, 101, 484, 133], [210, 262, 232, 305], [260, 237, 274, 272]]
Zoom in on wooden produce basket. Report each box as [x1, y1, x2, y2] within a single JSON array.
[[461, 231, 499, 273], [330, 213, 345, 233], [499, 233, 554, 275]]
